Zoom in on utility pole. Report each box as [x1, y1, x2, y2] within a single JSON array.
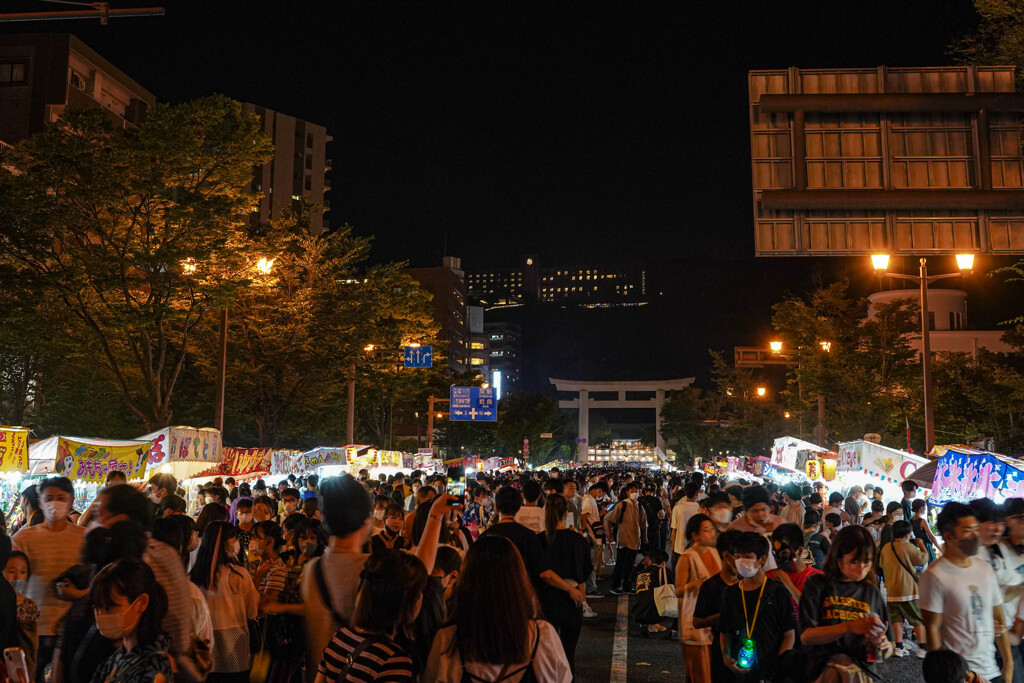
[[426, 396, 449, 452]]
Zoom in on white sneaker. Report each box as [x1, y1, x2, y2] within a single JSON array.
[[915, 649, 927, 659], [582, 606, 597, 618], [893, 647, 909, 658]]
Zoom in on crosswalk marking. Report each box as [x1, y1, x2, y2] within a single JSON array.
[[610, 594, 629, 683]]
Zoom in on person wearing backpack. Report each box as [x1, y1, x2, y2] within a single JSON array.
[[313, 550, 426, 683], [877, 520, 929, 659], [423, 535, 571, 683]]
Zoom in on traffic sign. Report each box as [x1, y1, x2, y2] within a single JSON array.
[[449, 386, 497, 422], [403, 345, 432, 368]]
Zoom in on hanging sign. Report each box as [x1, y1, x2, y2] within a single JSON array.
[[378, 450, 404, 468], [270, 450, 304, 475], [0, 427, 29, 473], [805, 459, 822, 480], [221, 447, 271, 476], [301, 448, 346, 470], [144, 427, 222, 467], [57, 437, 150, 483]]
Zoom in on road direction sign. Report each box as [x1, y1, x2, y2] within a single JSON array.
[[403, 345, 432, 368], [449, 386, 497, 422]]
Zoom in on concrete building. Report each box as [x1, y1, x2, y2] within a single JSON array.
[[485, 322, 523, 396], [467, 254, 646, 308], [243, 104, 332, 233], [868, 288, 1015, 357], [0, 33, 155, 146], [749, 66, 1024, 256], [406, 257, 469, 373], [467, 305, 489, 374]]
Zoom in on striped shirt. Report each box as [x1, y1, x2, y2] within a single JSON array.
[[258, 558, 287, 595], [317, 627, 413, 683], [12, 523, 86, 636]]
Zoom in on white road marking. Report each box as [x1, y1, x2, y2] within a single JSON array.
[[610, 594, 629, 683]]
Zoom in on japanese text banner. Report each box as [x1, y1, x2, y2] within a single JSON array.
[[0, 427, 29, 473], [57, 437, 150, 483]]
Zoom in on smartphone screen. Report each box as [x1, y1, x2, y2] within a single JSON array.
[[5, 648, 29, 683]]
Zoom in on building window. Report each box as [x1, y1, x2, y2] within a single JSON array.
[[470, 358, 484, 365], [0, 61, 28, 85], [306, 133, 314, 148], [470, 342, 484, 350]]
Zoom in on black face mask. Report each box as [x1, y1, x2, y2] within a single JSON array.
[[773, 543, 795, 572]]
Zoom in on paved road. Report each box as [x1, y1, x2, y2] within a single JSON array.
[[573, 578, 930, 683]]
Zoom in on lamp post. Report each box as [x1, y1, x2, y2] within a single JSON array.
[[871, 253, 975, 452], [211, 257, 275, 433]]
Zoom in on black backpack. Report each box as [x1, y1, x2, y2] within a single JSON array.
[[459, 626, 540, 683]]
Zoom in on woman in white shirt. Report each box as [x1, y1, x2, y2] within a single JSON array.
[[189, 521, 259, 683], [423, 535, 571, 683]]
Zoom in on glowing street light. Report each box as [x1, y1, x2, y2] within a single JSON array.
[[769, 340, 783, 353], [956, 253, 975, 273], [181, 258, 197, 276], [364, 344, 375, 352], [255, 257, 275, 276], [784, 411, 791, 419], [871, 254, 890, 272], [756, 386, 767, 397], [819, 340, 832, 353]]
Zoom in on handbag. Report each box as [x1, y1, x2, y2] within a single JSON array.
[[250, 619, 270, 683], [654, 566, 679, 618]]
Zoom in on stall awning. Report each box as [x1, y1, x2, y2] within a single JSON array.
[[137, 427, 223, 481], [836, 440, 928, 481], [29, 435, 151, 482], [930, 445, 1024, 505]]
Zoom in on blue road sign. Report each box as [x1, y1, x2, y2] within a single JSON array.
[[403, 345, 433, 368], [450, 386, 497, 422]]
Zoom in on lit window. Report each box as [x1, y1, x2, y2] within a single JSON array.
[[470, 358, 485, 365], [470, 342, 484, 350]]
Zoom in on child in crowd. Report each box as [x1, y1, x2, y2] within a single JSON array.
[[631, 550, 673, 637], [4, 549, 39, 680], [923, 649, 990, 683], [804, 511, 831, 568]]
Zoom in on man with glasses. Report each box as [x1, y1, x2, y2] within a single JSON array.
[[280, 487, 302, 521]]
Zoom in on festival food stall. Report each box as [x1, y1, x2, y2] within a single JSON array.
[[835, 439, 929, 499], [138, 426, 224, 482], [0, 426, 31, 520], [26, 434, 152, 513], [928, 445, 1024, 505]]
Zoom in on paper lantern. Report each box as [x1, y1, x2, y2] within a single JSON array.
[[821, 458, 837, 481], [805, 459, 821, 480]]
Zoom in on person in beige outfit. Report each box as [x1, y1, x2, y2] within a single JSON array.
[[878, 519, 929, 658]]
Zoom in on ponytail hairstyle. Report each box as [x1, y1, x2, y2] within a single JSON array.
[[544, 493, 568, 545], [352, 549, 427, 636]]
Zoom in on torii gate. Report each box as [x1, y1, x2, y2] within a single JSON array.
[[550, 378, 695, 460]]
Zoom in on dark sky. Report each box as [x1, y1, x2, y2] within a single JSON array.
[[6, 1, 1016, 394]]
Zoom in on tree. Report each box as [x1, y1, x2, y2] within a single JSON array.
[[770, 282, 921, 449], [494, 393, 564, 464], [0, 97, 274, 430], [952, 1, 1024, 87], [204, 211, 439, 448]]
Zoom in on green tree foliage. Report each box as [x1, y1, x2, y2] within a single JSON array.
[[0, 97, 274, 430], [952, 0, 1024, 86], [204, 212, 439, 448], [932, 350, 1024, 453], [493, 393, 564, 464], [771, 282, 921, 448]]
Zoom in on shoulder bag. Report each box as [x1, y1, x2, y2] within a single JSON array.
[[654, 565, 679, 618]]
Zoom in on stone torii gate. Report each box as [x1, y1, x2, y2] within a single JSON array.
[[550, 378, 695, 460]]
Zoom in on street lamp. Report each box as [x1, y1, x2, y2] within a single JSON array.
[[871, 253, 976, 452], [770, 340, 783, 354], [756, 386, 767, 397], [819, 340, 831, 353]]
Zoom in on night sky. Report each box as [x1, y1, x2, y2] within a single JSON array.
[[4, 1, 1016, 393]]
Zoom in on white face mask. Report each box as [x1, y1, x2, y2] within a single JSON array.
[[11, 579, 28, 595], [711, 508, 732, 525], [892, 513, 904, 522], [373, 509, 386, 521], [41, 499, 71, 523], [735, 558, 760, 579], [148, 490, 161, 505], [94, 598, 141, 640], [629, 492, 639, 501]]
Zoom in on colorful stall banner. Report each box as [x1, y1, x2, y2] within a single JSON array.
[[772, 436, 827, 471], [270, 450, 304, 476], [222, 448, 271, 477], [403, 456, 415, 470], [301, 448, 346, 470], [142, 427, 222, 467], [930, 447, 1024, 505], [378, 450, 404, 468], [443, 457, 461, 469], [0, 426, 29, 473], [413, 454, 434, 470], [836, 440, 927, 480], [500, 457, 514, 469], [57, 437, 150, 483]]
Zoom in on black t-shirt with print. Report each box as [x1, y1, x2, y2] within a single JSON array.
[[718, 577, 796, 681], [798, 573, 893, 681], [693, 573, 737, 683]]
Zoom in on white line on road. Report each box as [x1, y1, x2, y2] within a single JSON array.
[[610, 594, 629, 683]]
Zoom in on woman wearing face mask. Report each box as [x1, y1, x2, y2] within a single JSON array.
[[675, 513, 720, 683], [4, 549, 39, 681], [189, 521, 259, 683], [230, 498, 256, 559], [372, 503, 414, 555], [878, 502, 905, 546], [265, 518, 321, 683], [89, 558, 172, 683], [371, 495, 391, 533], [798, 525, 895, 682]]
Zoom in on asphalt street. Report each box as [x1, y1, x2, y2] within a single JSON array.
[[573, 577, 930, 683]]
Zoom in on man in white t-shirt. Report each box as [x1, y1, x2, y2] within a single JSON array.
[[581, 482, 606, 599], [921, 502, 1012, 683], [670, 481, 701, 563], [514, 479, 545, 534]]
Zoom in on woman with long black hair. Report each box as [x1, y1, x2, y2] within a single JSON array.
[[537, 493, 591, 676], [189, 521, 259, 683], [423, 535, 571, 683]]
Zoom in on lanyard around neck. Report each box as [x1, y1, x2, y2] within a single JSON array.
[[741, 578, 767, 641]]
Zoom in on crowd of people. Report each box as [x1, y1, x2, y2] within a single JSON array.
[[0, 466, 1015, 683]]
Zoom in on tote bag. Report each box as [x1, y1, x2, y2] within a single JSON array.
[[654, 566, 678, 618]]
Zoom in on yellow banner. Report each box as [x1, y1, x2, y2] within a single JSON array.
[[0, 427, 29, 473], [57, 437, 150, 483]]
